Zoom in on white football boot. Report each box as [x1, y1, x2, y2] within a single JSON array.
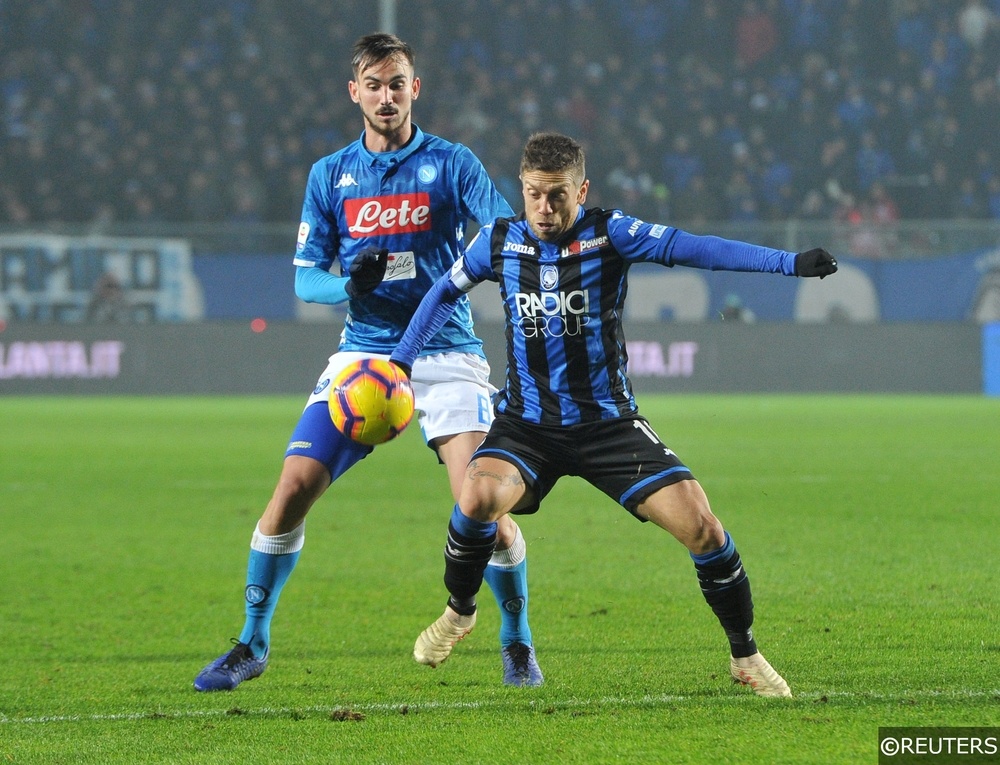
[[730, 653, 792, 697], [413, 606, 476, 667]]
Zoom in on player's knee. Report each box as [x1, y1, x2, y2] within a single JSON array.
[[494, 514, 520, 549], [273, 459, 329, 507], [686, 514, 726, 555], [459, 482, 511, 522], [457, 493, 500, 524], [643, 479, 724, 552], [676, 486, 724, 553]]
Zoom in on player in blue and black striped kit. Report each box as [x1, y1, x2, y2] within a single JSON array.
[[193, 34, 542, 692], [391, 132, 838, 696]]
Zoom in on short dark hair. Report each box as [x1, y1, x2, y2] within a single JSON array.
[[520, 132, 586, 180], [351, 33, 415, 78]]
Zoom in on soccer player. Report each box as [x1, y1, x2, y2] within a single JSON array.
[[193, 34, 542, 691], [390, 132, 839, 696]]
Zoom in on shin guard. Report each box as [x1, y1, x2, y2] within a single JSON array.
[[691, 532, 758, 658], [443, 505, 497, 615]]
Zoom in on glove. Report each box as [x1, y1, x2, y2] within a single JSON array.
[[345, 247, 389, 297], [794, 248, 838, 279], [390, 359, 412, 379]]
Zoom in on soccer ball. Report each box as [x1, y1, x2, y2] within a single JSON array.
[[328, 358, 415, 446]]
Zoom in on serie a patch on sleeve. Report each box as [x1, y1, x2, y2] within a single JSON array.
[[296, 221, 310, 252]]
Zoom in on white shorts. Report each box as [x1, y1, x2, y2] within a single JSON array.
[[305, 351, 496, 444]]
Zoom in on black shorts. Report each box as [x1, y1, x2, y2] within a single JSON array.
[[472, 413, 695, 520]]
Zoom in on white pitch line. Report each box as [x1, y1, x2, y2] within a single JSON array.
[[2, 689, 997, 726]]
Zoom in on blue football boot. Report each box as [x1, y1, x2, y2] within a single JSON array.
[[194, 640, 268, 692], [501, 641, 543, 687]]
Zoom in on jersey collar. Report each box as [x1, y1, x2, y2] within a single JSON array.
[[358, 125, 425, 168]]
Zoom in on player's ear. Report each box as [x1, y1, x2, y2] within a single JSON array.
[[411, 76, 421, 100], [348, 79, 360, 104], [577, 179, 590, 204]]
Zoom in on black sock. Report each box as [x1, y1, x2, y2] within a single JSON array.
[[443, 519, 496, 616], [691, 533, 758, 658]]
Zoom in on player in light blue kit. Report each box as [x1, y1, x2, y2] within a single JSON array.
[[193, 33, 542, 691]]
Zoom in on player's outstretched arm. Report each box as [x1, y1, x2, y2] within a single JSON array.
[[793, 248, 838, 278], [661, 229, 838, 278], [390, 274, 466, 372]]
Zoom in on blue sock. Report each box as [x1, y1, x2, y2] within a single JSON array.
[[483, 525, 532, 647], [449, 505, 497, 539], [238, 523, 304, 658]]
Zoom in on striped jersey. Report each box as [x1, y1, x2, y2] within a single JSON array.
[[293, 125, 513, 355], [393, 206, 799, 425]]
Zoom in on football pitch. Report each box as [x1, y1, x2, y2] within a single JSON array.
[[1, 394, 997, 764]]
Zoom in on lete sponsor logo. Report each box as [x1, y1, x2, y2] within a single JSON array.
[[345, 193, 431, 237]]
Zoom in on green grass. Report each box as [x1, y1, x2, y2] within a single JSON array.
[[1, 395, 998, 764]]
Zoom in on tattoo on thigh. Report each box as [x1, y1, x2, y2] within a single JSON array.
[[467, 459, 523, 488]]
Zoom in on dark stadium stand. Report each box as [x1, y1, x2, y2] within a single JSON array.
[[1, 0, 999, 228]]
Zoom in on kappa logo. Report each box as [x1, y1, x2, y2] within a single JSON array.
[[334, 172, 359, 188]]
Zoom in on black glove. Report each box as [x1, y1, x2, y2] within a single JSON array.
[[794, 248, 838, 279], [345, 247, 388, 297], [389, 359, 412, 379]]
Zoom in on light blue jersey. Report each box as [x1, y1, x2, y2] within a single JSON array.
[[293, 125, 514, 355]]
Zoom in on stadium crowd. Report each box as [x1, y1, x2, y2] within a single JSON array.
[[2, 0, 1000, 230]]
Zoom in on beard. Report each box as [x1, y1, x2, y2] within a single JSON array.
[[364, 105, 407, 137]]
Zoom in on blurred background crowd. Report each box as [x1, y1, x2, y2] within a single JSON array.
[[3, 0, 1000, 235]]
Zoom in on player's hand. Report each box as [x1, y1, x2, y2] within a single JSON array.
[[794, 248, 838, 279], [346, 247, 389, 297], [389, 359, 412, 379]]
